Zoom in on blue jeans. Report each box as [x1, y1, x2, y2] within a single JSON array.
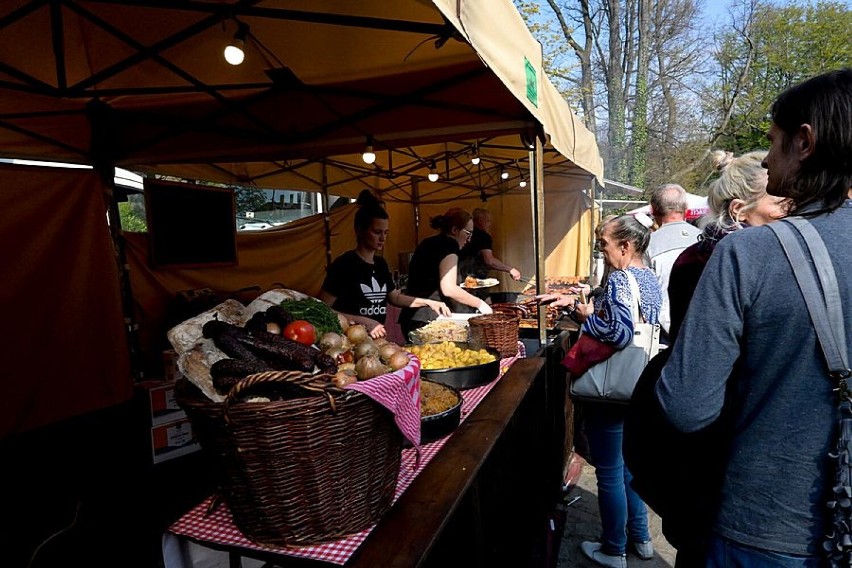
[[706, 535, 820, 567], [585, 404, 651, 555]]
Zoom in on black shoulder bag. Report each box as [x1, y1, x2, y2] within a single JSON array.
[[770, 218, 852, 566]]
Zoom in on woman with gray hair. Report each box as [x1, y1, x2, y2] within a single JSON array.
[[540, 215, 662, 567]]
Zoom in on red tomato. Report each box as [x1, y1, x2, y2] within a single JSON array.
[[283, 320, 316, 346]]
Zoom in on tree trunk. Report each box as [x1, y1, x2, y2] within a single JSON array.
[[546, 0, 597, 133], [605, 0, 627, 181], [628, 0, 650, 186]]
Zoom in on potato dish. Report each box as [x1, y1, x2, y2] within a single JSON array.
[[408, 341, 497, 370]]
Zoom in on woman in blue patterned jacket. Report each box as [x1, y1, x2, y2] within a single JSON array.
[[541, 214, 661, 568]]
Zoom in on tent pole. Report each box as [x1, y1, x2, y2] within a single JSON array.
[[88, 99, 145, 381], [529, 135, 546, 347], [321, 162, 332, 269], [589, 178, 597, 279]]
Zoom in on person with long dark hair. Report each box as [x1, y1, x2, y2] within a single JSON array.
[[657, 69, 852, 566], [320, 191, 450, 339]]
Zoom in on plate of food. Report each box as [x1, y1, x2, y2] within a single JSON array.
[[461, 276, 499, 289]]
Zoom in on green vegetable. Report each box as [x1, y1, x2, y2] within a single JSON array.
[[279, 298, 342, 338]]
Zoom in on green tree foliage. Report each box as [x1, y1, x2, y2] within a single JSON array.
[[118, 200, 147, 232], [711, 1, 852, 154], [235, 186, 268, 215]]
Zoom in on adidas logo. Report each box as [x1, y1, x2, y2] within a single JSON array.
[[359, 277, 387, 317]]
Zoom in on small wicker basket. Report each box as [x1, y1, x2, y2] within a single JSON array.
[[175, 371, 402, 547], [468, 313, 520, 358]]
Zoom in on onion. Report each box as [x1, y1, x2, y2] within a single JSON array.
[[332, 370, 357, 388], [345, 324, 369, 345], [388, 350, 411, 371], [378, 342, 401, 363], [354, 340, 378, 361], [355, 355, 388, 380], [319, 332, 343, 352], [337, 312, 350, 332]]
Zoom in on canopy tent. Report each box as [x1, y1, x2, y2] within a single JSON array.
[[0, 0, 603, 437], [626, 193, 710, 221]]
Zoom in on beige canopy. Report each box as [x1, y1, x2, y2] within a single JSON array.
[[0, 0, 601, 183], [0, 1, 602, 436]]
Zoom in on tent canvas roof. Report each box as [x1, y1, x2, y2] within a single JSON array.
[[0, 0, 602, 193]]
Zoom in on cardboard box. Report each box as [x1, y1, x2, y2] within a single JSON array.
[[137, 379, 187, 426], [151, 417, 200, 464]]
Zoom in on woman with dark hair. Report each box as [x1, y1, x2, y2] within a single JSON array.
[[320, 191, 450, 339], [657, 68, 852, 566], [540, 215, 662, 568], [399, 207, 492, 337]]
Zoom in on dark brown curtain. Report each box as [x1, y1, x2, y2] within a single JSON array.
[[0, 165, 132, 438]]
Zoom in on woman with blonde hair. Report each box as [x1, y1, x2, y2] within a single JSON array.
[[667, 149, 786, 338]]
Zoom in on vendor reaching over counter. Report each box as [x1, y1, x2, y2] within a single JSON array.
[[320, 190, 450, 339], [400, 207, 493, 338]]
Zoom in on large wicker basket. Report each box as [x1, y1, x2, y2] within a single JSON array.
[[468, 313, 520, 358], [175, 371, 402, 547]]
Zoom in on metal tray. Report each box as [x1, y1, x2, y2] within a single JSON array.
[[419, 342, 501, 390]]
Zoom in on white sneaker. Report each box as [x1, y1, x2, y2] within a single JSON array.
[[580, 541, 627, 568], [631, 540, 654, 560]]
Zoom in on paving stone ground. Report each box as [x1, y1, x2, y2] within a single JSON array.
[[556, 461, 677, 568]]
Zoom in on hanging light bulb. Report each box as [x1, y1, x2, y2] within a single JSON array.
[[500, 166, 509, 180], [224, 21, 248, 66], [362, 136, 376, 165], [428, 161, 439, 182], [471, 144, 480, 165], [519, 179, 527, 188]]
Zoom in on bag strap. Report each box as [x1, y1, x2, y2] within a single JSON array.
[[624, 270, 643, 325], [771, 217, 852, 565], [768, 219, 849, 377]]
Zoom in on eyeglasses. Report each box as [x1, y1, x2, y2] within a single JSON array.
[[461, 228, 473, 239]]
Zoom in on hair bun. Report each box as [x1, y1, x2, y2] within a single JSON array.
[[710, 150, 735, 172], [356, 189, 381, 208]]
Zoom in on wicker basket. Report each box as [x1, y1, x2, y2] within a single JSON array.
[[175, 371, 402, 547], [468, 313, 520, 358]]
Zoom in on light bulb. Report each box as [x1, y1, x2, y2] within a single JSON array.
[[500, 168, 509, 180], [224, 43, 245, 65], [519, 179, 527, 188], [224, 22, 248, 66], [428, 161, 439, 182], [471, 155, 480, 165], [362, 136, 376, 164]]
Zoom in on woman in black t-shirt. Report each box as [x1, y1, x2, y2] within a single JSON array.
[[400, 207, 493, 337], [320, 191, 450, 339]]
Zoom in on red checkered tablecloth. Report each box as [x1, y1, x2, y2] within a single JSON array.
[[168, 343, 524, 565]]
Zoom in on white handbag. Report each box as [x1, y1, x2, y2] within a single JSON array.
[[570, 271, 661, 404]]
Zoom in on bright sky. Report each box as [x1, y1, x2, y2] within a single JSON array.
[[701, 0, 852, 27]]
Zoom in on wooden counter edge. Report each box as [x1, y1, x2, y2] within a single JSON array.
[[348, 357, 546, 568]]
